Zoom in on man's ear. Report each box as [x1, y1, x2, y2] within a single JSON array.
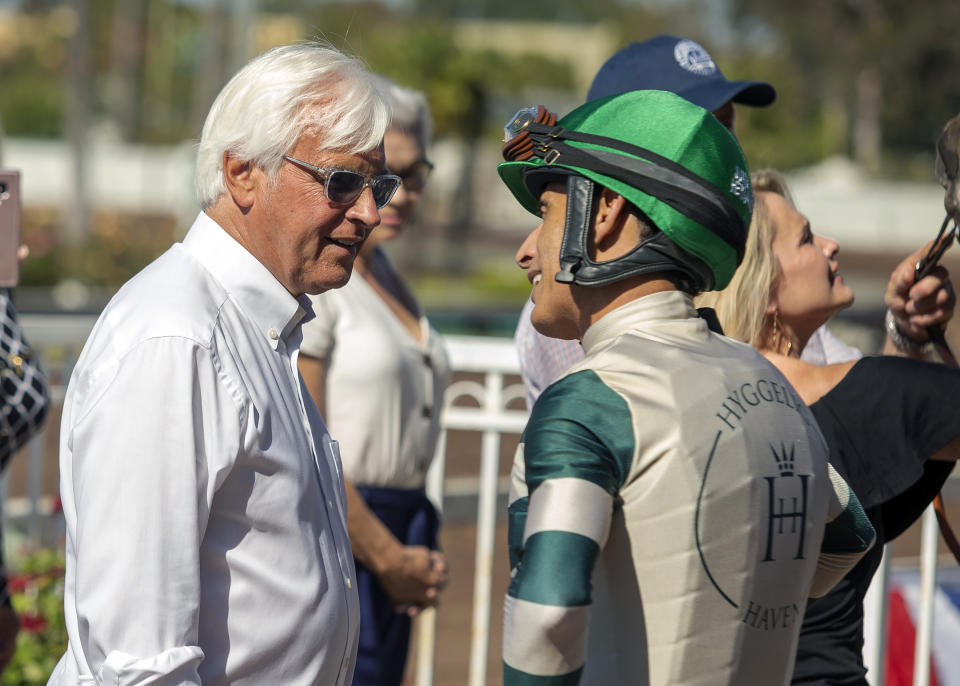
[[222, 152, 257, 209], [592, 188, 631, 253]]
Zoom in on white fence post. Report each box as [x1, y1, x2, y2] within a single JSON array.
[[432, 336, 527, 686], [467, 370, 505, 686], [862, 545, 889, 685], [913, 505, 940, 686]]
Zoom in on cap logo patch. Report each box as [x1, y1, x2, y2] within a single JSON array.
[[730, 167, 753, 210], [673, 40, 717, 76]]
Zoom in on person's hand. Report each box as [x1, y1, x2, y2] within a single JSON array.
[[377, 545, 449, 616], [16, 245, 28, 264], [884, 239, 955, 343]]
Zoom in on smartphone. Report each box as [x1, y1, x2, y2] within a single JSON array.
[[0, 169, 21, 288]]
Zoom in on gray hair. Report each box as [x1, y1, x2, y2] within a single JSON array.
[[195, 42, 391, 209], [372, 75, 433, 146]]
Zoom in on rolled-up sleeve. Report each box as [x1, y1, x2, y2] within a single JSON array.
[[66, 336, 242, 685]]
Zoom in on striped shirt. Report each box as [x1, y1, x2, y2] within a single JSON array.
[[504, 291, 874, 686]]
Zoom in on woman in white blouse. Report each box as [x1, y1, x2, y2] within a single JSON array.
[[298, 78, 450, 686]]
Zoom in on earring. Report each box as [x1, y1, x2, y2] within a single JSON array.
[[772, 311, 793, 357]]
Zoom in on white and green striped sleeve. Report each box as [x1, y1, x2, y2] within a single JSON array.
[[809, 462, 876, 598], [504, 370, 634, 685]]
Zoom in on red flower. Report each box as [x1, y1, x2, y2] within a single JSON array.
[[6, 575, 29, 593], [18, 612, 47, 634]]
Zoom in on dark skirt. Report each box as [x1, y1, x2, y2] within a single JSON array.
[[352, 486, 441, 686]]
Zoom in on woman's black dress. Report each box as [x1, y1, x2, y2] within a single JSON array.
[[792, 356, 959, 685]]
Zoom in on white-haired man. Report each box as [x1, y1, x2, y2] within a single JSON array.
[[49, 43, 400, 686]]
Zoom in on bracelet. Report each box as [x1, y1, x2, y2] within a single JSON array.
[[884, 308, 933, 355]]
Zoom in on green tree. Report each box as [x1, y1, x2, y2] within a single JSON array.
[[731, 0, 960, 176], [279, 4, 577, 138], [352, 17, 575, 267]]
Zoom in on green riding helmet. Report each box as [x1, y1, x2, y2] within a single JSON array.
[[498, 89, 753, 292]]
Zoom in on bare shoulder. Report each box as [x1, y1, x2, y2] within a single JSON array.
[[761, 352, 857, 405]]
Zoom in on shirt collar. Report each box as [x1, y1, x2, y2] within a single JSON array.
[[580, 290, 703, 356], [182, 212, 314, 349]]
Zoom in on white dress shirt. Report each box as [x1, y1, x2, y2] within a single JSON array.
[[300, 248, 450, 489], [49, 212, 360, 686]]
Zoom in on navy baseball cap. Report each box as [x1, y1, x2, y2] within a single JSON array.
[[588, 35, 776, 112]]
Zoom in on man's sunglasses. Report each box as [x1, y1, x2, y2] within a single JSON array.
[[282, 155, 401, 209]]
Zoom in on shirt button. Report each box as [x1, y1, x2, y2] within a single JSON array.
[[346, 577, 352, 589], [268, 328, 279, 340], [328, 500, 334, 510]]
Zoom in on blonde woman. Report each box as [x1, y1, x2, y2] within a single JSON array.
[[699, 170, 960, 685]]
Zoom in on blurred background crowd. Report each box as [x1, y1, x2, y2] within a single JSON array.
[[3, 0, 960, 333]]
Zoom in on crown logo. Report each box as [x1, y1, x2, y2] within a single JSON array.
[[770, 442, 796, 476]]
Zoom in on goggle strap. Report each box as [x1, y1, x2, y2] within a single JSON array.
[[520, 124, 746, 250], [526, 124, 715, 192], [503, 134, 536, 162], [534, 140, 745, 261], [584, 146, 744, 259]]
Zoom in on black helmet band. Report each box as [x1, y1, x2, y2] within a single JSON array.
[[512, 123, 746, 263]]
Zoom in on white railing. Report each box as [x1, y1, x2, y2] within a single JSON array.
[[862, 507, 954, 686], [417, 335, 528, 686], [10, 315, 955, 686]]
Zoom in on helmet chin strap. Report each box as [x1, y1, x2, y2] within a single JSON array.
[[553, 175, 715, 293], [555, 175, 597, 284]]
